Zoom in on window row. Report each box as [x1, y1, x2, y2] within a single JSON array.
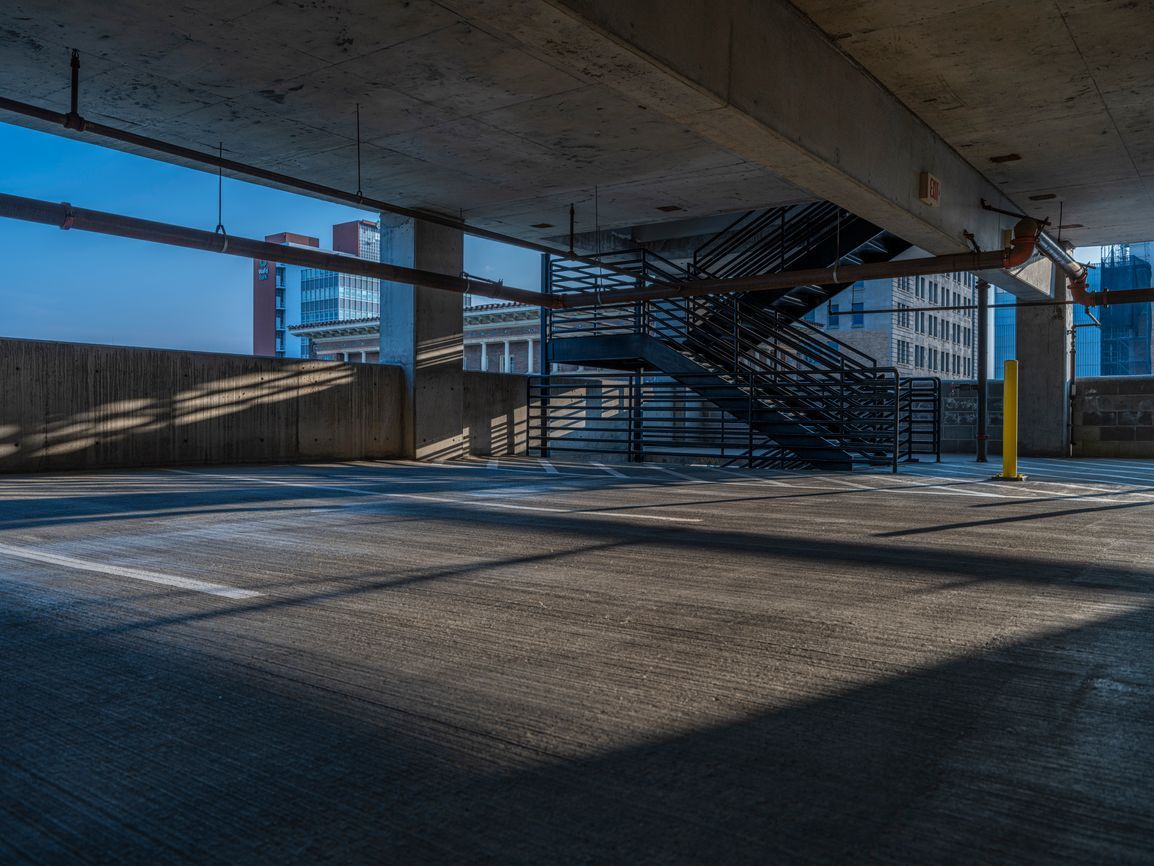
[[898, 339, 973, 377], [900, 306, 971, 345]]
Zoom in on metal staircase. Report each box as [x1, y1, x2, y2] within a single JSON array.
[[530, 206, 941, 470]]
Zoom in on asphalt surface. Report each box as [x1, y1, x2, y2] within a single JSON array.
[[2, 455, 1154, 864]]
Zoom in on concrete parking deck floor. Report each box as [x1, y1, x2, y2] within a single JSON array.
[[3, 456, 1154, 863]]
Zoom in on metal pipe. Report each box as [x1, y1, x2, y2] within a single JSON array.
[[976, 278, 989, 463], [1031, 229, 1154, 312], [1036, 230, 1087, 281], [0, 192, 560, 309], [1032, 229, 1101, 306], [0, 93, 672, 290], [556, 219, 1040, 309]]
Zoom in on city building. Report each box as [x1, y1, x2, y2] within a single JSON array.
[[807, 269, 978, 378], [1099, 244, 1154, 376], [289, 297, 544, 370], [260, 221, 545, 369], [992, 287, 1107, 378], [252, 220, 381, 359], [252, 231, 318, 358], [995, 242, 1154, 378], [461, 300, 542, 372]]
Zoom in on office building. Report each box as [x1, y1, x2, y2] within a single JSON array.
[[996, 242, 1153, 377], [253, 220, 381, 359], [808, 269, 978, 378]]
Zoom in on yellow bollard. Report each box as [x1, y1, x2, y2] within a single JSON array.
[[994, 359, 1026, 481]]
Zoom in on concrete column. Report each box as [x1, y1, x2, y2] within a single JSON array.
[[528, 340, 537, 374], [378, 215, 465, 460], [503, 340, 511, 373], [1015, 262, 1071, 456], [480, 342, 488, 372]]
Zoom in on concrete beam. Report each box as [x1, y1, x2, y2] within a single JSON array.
[[446, 0, 1051, 298]]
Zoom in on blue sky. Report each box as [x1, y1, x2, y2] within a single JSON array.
[[0, 122, 540, 354]]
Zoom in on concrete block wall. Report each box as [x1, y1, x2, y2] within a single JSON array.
[[940, 380, 1003, 455], [1072, 377, 1154, 458], [0, 337, 405, 473]]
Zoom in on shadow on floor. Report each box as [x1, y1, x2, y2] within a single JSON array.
[[2, 588, 1151, 864]]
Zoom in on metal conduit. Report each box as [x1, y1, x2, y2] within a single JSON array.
[[0, 92, 677, 292], [0, 193, 1057, 314], [0, 192, 560, 309]]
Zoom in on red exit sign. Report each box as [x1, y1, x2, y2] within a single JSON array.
[[919, 172, 942, 207]]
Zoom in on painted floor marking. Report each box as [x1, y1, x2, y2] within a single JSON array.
[[169, 470, 701, 524], [538, 459, 559, 474], [646, 465, 708, 483], [592, 462, 626, 478], [0, 542, 261, 599], [707, 468, 793, 487]]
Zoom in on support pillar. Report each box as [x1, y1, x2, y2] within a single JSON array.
[[378, 215, 464, 460], [976, 279, 989, 463], [480, 342, 488, 372], [1015, 260, 1071, 456]]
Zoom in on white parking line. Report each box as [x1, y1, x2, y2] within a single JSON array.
[[0, 542, 261, 599], [647, 465, 708, 483], [707, 468, 792, 487], [169, 470, 702, 524], [592, 462, 625, 478], [538, 459, 559, 474]]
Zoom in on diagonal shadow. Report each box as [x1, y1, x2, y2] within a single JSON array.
[[875, 497, 1154, 538], [88, 540, 626, 637], [3, 574, 1151, 863]]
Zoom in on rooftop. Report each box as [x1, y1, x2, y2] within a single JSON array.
[[3, 455, 1153, 861]]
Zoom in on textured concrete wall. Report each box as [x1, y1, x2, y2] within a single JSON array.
[[1072, 377, 1154, 458], [0, 338, 404, 473], [463, 372, 528, 457]]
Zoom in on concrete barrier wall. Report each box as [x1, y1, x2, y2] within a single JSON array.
[[1072, 377, 1154, 458], [463, 371, 528, 456], [941, 380, 1004, 455], [942, 376, 1154, 458], [0, 337, 405, 472]]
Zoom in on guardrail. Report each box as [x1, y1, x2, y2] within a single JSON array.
[[529, 371, 907, 471]]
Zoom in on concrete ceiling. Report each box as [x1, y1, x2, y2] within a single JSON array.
[[0, 0, 811, 241], [793, 0, 1154, 247], [0, 0, 1148, 251]]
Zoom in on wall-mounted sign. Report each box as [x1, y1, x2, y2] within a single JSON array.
[[919, 172, 942, 207]]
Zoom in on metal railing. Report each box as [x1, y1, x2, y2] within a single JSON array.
[[900, 377, 942, 463], [530, 370, 905, 471], [541, 232, 941, 471]]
